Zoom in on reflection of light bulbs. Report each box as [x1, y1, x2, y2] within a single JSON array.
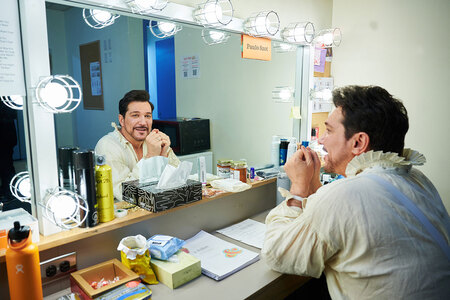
[[18, 178, 31, 198], [40, 82, 68, 108], [322, 89, 332, 101], [135, 0, 157, 9], [10, 95, 23, 105], [209, 30, 225, 41], [49, 194, 77, 219], [323, 33, 333, 46], [279, 89, 292, 100], [204, 2, 222, 24], [92, 9, 112, 23], [279, 43, 292, 51], [158, 22, 175, 33]]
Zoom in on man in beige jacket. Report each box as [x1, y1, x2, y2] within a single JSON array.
[[262, 85, 450, 299]]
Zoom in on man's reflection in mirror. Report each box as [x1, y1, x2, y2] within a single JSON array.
[[95, 90, 172, 201]]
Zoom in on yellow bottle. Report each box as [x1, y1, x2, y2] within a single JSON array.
[[95, 155, 115, 222]]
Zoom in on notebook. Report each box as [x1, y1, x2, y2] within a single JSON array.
[[183, 230, 260, 281]]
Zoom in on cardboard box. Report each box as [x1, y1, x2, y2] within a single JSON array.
[[70, 259, 140, 299], [122, 179, 202, 213], [0, 208, 39, 254], [150, 251, 201, 289]]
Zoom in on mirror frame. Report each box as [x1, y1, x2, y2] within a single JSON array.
[[18, 0, 314, 236]]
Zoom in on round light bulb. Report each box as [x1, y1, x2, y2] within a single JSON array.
[[17, 177, 31, 198], [279, 89, 292, 100], [10, 95, 23, 105], [323, 32, 333, 46], [253, 15, 267, 34], [50, 194, 77, 219], [209, 30, 225, 41], [91, 9, 113, 23], [158, 22, 175, 34], [294, 26, 305, 42], [204, 2, 222, 24], [135, 0, 157, 9], [40, 82, 68, 108]]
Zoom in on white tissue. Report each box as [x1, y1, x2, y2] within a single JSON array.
[[210, 178, 251, 193], [156, 160, 193, 190], [117, 234, 148, 260], [138, 156, 168, 183]]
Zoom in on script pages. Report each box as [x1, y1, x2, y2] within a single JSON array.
[[183, 230, 259, 281]]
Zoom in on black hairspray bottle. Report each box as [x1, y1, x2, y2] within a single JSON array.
[[73, 150, 98, 228]]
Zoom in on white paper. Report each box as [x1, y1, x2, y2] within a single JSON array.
[[0, 0, 26, 96], [216, 219, 266, 249], [180, 55, 200, 79], [184, 230, 259, 281], [89, 61, 102, 96]]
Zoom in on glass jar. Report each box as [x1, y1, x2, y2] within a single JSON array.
[[231, 161, 247, 183], [217, 159, 233, 178]]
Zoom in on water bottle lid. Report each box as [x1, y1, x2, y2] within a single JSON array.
[[8, 221, 30, 243]]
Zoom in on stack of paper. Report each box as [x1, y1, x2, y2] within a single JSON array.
[[184, 230, 259, 281], [216, 219, 266, 249]]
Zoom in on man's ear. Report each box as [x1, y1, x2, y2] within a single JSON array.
[[351, 132, 370, 155], [118, 114, 124, 127]]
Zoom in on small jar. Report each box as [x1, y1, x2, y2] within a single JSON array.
[[231, 161, 247, 183], [217, 159, 233, 178]]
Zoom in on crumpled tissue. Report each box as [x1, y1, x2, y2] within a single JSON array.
[[137, 156, 193, 190]]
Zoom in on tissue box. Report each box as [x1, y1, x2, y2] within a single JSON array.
[[0, 208, 39, 254], [70, 259, 140, 300], [150, 251, 201, 289], [122, 179, 202, 213]]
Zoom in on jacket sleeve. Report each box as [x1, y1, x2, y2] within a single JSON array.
[[261, 197, 337, 278]]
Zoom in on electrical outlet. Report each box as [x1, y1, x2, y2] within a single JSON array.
[[40, 252, 77, 285]]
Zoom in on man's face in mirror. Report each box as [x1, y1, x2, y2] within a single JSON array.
[[118, 101, 153, 144]]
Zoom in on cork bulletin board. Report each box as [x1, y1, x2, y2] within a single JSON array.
[[79, 40, 104, 110]]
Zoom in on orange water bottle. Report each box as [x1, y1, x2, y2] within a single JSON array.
[[6, 221, 43, 300]]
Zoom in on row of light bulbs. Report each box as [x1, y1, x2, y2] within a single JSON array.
[[83, 0, 341, 47]]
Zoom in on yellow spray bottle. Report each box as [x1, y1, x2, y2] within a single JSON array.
[[95, 155, 115, 222]]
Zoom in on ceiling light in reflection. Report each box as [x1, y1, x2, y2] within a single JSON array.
[[36, 75, 82, 113], [201, 29, 230, 45], [272, 86, 294, 102], [149, 20, 182, 38], [1, 95, 24, 110], [193, 0, 233, 27], [273, 42, 296, 53], [82, 8, 119, 29]]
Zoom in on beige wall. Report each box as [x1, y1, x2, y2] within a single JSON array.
[[332, 0, 450, 211]]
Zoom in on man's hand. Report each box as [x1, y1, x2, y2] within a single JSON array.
[[158, 132, 171, 157], [145, 129, 162, 158], [284, 146, 318, 198]]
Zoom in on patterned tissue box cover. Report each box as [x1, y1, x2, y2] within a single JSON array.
[[122, 179, 202, 212]]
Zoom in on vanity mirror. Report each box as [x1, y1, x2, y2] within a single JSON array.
[[19, 0, 313, 235], [46, 2, 300, 166]]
